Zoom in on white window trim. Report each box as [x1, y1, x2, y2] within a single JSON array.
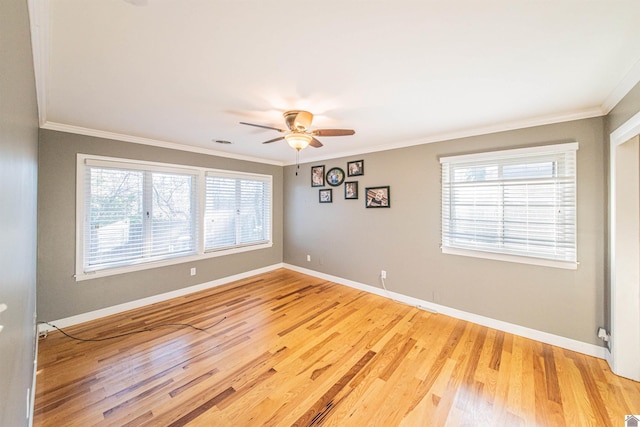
[[75, 154, 273, 281], [439, 142, 579, 163], [441, 247, 578, 270], [440, 142, 579, 269]]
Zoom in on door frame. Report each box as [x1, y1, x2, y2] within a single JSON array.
[[609, 109, 640, 381]]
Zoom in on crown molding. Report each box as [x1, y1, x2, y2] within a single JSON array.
[[27, 0, 50, 127], [29, 0, 635, 168], [601, 57, 640, 114], [41, 122, 285, 166], [288, 106, 605, 166]]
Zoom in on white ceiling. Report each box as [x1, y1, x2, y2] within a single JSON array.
[[30, 0, 640, 165]]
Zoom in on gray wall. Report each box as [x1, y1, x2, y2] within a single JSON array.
[[37, 130, 283, 321], [284, 118, 606, 346], [0, 0, 39, 425]]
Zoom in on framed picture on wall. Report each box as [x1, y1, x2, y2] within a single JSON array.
[[326, 167, 345, 186], [311, 165, 325, 187], [365, 186, 390, 208], [319, 188, 332, 203], [347, 160, 364, 176], [345, 181, 358, 199]]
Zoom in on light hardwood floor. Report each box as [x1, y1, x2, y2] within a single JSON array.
[[35, 269, 640, 426]]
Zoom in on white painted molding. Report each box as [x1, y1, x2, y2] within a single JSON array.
[[28, 0, 637, 168], [602, 57, 640, 114], [38, 263, 284, 333], [43, 106, 604, 169], [608, 111, 640, 381], [41, 121, 285, 167], [610, 109, 640, 146], [27, 0, 49, 127], [288, 107, 604, 166], [38, 262, 606, 360], [283, 264, 607, 359]]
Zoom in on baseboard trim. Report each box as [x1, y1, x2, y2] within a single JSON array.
[[284, 264, 607, 359], [38, 262, 606, 360], [38, 263, 284, 333]]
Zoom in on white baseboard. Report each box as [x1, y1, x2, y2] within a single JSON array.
[[38, 262, 606, 360], [284, 264, 607, 359], [38, 263, 284, 333]]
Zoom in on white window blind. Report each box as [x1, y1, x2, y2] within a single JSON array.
[[204, 173, 272, 251], [77, 155, 274, 279], [83, 162, 198, 272], [440, 143, 578, 266]]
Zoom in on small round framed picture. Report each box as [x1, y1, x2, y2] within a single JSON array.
[[326, 167, 345, 186]]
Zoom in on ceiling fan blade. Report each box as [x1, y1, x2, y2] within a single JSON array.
[[261, 136, 285, 144], [240, 122, 286, 132], [313, 129, 355, 137], [309, 137, 323, 148]]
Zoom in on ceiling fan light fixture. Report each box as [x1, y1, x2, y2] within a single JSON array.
[[285, 133, 312, 151]]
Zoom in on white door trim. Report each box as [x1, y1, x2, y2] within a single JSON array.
[[609, 110, 640, 381]]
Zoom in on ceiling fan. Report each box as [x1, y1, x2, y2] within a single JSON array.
[[240, 110, 355, 151]]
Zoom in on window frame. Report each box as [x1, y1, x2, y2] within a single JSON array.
[[440, 143, 578, 270], [203, 170, 273, 253], [75, 154, 273, 281]]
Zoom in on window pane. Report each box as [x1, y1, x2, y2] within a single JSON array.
[[80, 156, 273, 276], [238, 179, 268, 244], [204, 175, 271, 251], [441, 144, 577, 264], [151, 172, 196, 257], [86, 168, 144, 268], [205, 177, 237, 249]]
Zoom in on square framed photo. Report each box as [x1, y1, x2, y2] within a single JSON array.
[[345, 181, 358, 199], [311, 165, 325, 187], [319, 188, 332, 203], [365, 186, 390, 208], [347, 160, 364, 176]]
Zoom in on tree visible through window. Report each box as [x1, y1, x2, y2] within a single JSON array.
[[85, 166, 196, 270], [78, 155, 273, 278]]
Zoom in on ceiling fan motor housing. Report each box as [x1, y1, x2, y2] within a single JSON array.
[[284, 110, 313, 132]]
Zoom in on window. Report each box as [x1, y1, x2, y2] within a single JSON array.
[[204, 172, 271, 251], [440, 143, 578, 269], [77, 155, 272, 279]]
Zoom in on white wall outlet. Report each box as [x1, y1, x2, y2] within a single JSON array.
[[597, 327, 609, 341], [381, 270, 387, 279], [190, 267, 196, 276], [307, 255, 311, 262]]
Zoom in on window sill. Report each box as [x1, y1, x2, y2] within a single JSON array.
[[441, 246, 578, 270], [75, 241, 273, 281]]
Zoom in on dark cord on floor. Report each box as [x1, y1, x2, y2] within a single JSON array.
[[37, 316, 227, 342]]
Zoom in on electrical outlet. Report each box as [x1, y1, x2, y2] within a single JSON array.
[[597, 327, 609, 341], [307, 255, 311, 262], [381, 270, 387, 279], [190, 267, 196, 276]]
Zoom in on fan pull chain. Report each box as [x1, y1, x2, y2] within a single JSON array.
[[295, 150, 300, 176]]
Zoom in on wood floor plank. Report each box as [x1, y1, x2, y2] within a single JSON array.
[[35, 268, 640, 426]]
